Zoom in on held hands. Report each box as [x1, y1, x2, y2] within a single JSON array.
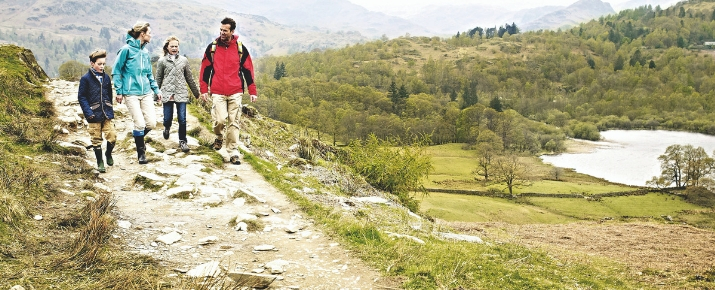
[[116, 95, 123, 104], [200, 93, 209, 102], [155, 93, 163, 106]]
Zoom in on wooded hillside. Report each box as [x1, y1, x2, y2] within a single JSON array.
[[255, 0, 715, 153]]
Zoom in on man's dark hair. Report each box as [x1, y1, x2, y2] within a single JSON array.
[[221, 17, 236, 31]]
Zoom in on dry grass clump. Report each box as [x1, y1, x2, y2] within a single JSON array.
[[62, 194, 115, 268]]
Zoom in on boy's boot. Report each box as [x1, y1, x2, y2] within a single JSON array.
[[93, 146, 106, 173], [105, 142, 115, 166]]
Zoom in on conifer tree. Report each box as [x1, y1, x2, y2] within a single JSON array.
[[489, 96, 503, 112]]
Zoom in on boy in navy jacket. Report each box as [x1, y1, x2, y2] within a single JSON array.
[[78, 49, 116, 173]]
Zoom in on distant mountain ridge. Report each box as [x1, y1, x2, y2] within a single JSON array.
[[407, 4, 564, 35], [523, 0, 616, 31], [0, 0, 366, 75], [183, 0, 433, 38]]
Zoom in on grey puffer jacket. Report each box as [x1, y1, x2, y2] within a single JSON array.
[[155, 54, 200, 103]]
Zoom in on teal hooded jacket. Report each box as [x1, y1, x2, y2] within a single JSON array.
[[112, 34, 161, 96]]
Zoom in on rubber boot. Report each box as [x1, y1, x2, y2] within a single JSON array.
[[133, 130, 148, 164], [105, 142, 115, 166], [93, 146, 106, 173]]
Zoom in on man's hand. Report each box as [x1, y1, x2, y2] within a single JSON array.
[[155, 94, 163, 106], [250, 95, 258, 102], [200, 93, 209, 102], [116, 95, 123, 104]]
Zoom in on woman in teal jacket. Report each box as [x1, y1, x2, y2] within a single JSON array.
[[113, 21, 162, 164]]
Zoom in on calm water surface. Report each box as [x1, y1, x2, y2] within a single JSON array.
[[540, 130, 715, 186]]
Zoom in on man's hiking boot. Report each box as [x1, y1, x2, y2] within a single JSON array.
[[212, 138, 223, 150], [179, 140, 190, 153], [230, 155, 241, 165], [163, 128, 170, 140]]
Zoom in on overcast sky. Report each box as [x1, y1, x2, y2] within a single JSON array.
[[349, 0, 633, 15]]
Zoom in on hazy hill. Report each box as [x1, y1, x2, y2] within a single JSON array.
[[613, 0, 682, 11], [523, 0, 616, 31], [0, 0, 366, 76], [407, 5, 564, 35], [183, 0, 433, 38]]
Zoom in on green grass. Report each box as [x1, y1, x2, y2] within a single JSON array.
[[525, 180, 636, 195], [425, 143, 635, 194], [527, 193, 703, 221], [244, 148, 644, 289], [419, 192, 577, 223], [421, 192, 705, 223]]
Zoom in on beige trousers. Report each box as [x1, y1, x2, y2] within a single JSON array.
[[88, 119, 117, 146], [125, 93, 157, 132], [211, 93, 242, 151]]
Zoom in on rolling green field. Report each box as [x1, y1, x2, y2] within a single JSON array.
[[419, 192, 704, 223], [421, 143, 707, 224], [425, 143, 636, 194]]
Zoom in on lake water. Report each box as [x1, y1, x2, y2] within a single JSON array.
[[540, 130, 715, 186]]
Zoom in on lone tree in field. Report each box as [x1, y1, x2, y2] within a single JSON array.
[[648, 144, 714, 188], [473, 129, 503, 181], [492, 154, 531, 196]]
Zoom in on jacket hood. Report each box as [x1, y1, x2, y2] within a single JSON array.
[[125, 33, 143, 49]]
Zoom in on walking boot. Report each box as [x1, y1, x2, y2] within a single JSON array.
[[93, 146, 106, 173], [105, 142, 115, 166], [179, 123, 189, 152]]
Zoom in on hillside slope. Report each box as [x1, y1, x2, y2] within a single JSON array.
[[183, 0, 433, 38], [524, 0, 616, 31], [0, 0, 365, 76]]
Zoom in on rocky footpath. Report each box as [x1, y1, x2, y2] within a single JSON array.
[[47, 79, 387, 289]]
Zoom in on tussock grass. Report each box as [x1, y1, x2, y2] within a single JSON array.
[[0, 192, 27, 226]]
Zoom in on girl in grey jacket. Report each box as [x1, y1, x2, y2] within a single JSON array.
[[156, 36, 200, 152]]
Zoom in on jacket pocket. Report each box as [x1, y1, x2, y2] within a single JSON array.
[[90, 102, 101, 110]]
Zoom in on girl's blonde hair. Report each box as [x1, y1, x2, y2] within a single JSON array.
[[162, 36, 181, 56]]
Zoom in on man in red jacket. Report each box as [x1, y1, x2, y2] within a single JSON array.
[[199, 17, 258, 165]]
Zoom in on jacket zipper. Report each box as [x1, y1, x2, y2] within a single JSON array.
[[96, 73, 107, 120]]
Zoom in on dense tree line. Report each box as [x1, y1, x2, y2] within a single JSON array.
[[254, 0, 715, 153]]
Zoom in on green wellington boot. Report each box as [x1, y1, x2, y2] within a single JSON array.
[[93, 146, 106, 173]]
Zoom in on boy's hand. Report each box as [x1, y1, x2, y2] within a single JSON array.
[[116, 95, 123, 104]]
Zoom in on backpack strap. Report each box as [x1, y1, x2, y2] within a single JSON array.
[[209, 40, 244, 67]]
